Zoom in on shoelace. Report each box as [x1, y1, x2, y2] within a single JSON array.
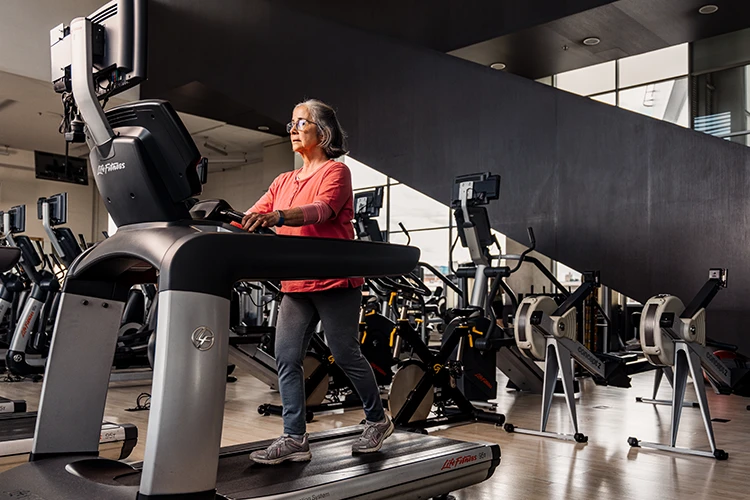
[[268, 436, 293, 456], [360, 424, 381, 442]]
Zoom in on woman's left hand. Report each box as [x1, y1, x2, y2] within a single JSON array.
[[242, 211, 280, 232]]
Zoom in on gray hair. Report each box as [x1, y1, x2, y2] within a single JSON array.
[[296, 99, 349, 159]]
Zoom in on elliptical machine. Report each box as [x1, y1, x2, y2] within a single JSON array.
[[450, 174, 546, 396], [0, 216, 28, 358], [4, 205, 61, 376], [37, 193, 83, 269], [388, 173, 515, 429]]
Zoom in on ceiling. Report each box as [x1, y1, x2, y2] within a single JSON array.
[[0, 70, 277, 171], [279, 0, 750, 79], [451, 0, 750, 79], [275, 0, 618, 52]]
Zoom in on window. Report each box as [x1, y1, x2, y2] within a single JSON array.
[[553, 44, 690, 128], [591, 92, 616, 105], [618, 78, 689, 127], [555, 262, 582, 289], [693, 64, 750, 147], [390, 228, 450, 270], [536, 76, 553, 86], [556, 61, 616, 97], [388, 183, 450, 232], [341, 156, 387, 190], [618, 44, 688, 89]]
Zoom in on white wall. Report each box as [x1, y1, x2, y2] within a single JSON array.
[[0, 148, 102, 249], [0, 0, 108, 81], [200, 139, 295, 210]]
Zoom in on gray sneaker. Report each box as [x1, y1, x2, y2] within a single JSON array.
[[352, 417, 395, 454], [250, 434, 312, 465]]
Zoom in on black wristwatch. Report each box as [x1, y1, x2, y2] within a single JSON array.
[[276, 210, 285, 226]]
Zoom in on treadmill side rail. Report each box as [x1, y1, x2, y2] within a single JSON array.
[[32, 293, 125, 458]]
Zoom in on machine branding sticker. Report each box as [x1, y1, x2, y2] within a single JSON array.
[[474, 372, 493, 389], [704, 350, 730, 378], [576, 345, 603, 371], [440, 454, 478, 470], [96, 162, 126, 175], [191, 326, 215, 351], [20, 309, 36, 337], [296, 493, 330, 500]]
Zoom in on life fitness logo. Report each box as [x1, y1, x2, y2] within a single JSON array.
[[441, 454, 479, 470], [192, 326, 215, 351], [20, 310, 36, 337], [96, 162, 126, 176]]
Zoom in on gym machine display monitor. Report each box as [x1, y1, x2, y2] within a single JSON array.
[[450, 172, 500, 207], [354, 187, 385, 242], [451, 173, 501, 265], [354, 186, 383, 218], [4, 205, 26, 234], [50, 0, 146, 101], [37, 193, 68, 227], [451, 172, 500, 256]]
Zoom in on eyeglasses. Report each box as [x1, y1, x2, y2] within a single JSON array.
[[286, 118, 316, 133]]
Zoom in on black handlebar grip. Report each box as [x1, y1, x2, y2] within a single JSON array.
[[527, 227, 536, 249]]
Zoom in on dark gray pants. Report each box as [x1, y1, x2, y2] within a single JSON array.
[[275, 286, 385, 435]]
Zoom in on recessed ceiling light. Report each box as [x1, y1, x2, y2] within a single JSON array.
[[258, 125, 270, 131], [699, 4, 719, 14], [583, 37, 601, 46], [489, 62, 506, 70]]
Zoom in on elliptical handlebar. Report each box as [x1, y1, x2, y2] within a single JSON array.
[[401, 272, 432, 297], [508, 227, 535, 274], [34, 240, 51, 272], [418, 261, 463, 298], [398, 223, 411, 246], [370, 273, 431, 298]]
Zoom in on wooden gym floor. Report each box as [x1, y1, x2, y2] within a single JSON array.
[[2, 368, 748, 499]]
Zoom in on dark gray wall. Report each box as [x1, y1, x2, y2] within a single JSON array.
[[144, 0, 750, 350], [274, 0, 618, 52]]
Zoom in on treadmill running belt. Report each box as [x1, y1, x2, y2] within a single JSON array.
[[0, 412, 36, 441], [218, 433, 490, 498], [116, 428, 499, 499]]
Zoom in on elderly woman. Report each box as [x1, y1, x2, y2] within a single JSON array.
[[243, 99, 393, 465]]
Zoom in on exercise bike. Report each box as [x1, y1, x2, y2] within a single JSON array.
[[387, 173, 519, 430]]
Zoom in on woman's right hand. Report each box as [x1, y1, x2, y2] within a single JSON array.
[[242, 211, 280, 232]]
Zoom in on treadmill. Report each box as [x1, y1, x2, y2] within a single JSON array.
[[0, 397, 25, 415], [0, 412, 138, 473], [0, 4, 501, 499], [0, 232, 138, 473]]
